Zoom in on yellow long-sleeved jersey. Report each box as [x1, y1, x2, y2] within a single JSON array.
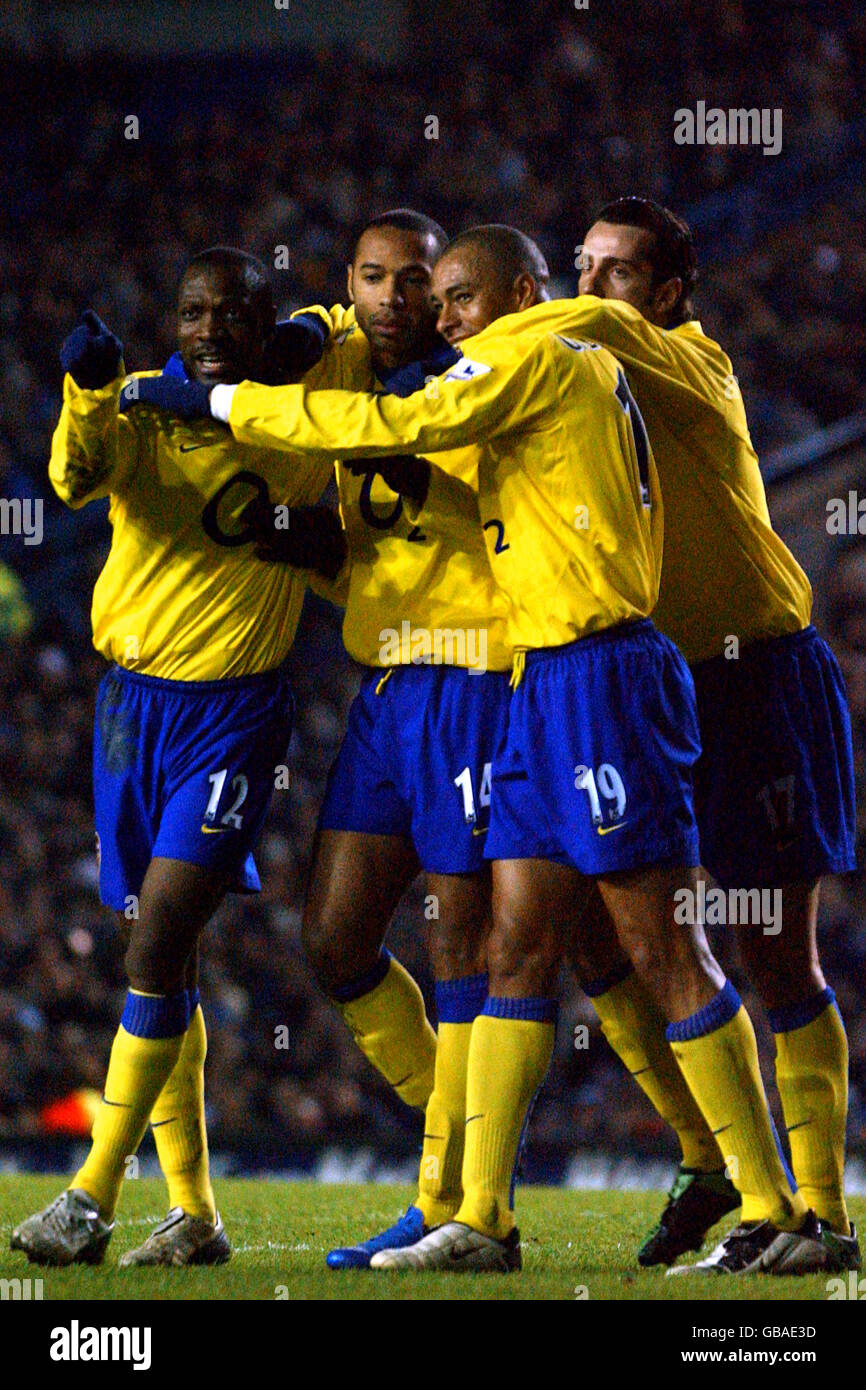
[[49, 371, 332, 680], [219, 314, 663, 651], [294, 303, 512, 670], [498, 298, 811, 663]]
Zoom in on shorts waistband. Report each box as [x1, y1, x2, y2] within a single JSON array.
[[110, 663, 288, 695], [691, 623, 814, 673], [511, 619, 655, 685], [361, 662, 511, 687]]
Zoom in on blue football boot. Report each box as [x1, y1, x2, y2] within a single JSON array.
[[326, 1204, 428, 1270]]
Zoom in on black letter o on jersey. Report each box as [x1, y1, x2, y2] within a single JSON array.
[[201, 470, 270, 547], [359, 472, 403, 531]]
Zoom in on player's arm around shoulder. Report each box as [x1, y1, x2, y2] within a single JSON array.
[[534, 296, 675, 375], [224, 324, 557, 466], [561, 295, 739, 420], [533, 296, 711, 417], [49, 370, 150, 509]]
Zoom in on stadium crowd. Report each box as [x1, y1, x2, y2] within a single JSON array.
[[2, 0, 866, 1173]]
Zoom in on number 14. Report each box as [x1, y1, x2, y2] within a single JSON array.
[[454, 763, 492, 824]]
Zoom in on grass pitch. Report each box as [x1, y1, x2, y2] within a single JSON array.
[[0, 1174, 858, 1302]]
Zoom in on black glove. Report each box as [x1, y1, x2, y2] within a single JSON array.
[[241, 498, 347, 581], [263, 314, 328, 383], [60, 310, 123, 390], [347, 454, 431, 507], [118, 376, 213, 419]]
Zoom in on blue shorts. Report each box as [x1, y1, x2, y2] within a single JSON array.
[[93, 665, 293, 910], [692, 625, 857, 887], [485, 620, 701, 874], [318, 664, 512, 874]]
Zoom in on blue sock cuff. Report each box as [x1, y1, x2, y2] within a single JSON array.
[[665, 980, 741, 1043], [483, 996, 558, 1024], [768, 986, 836, 1035], [330, 949, 393, 1004], [187, 988, 200, 1013], [582, 961, 634, 999], [436, 973, 489, 1024], [120, 989, 191, 1040]]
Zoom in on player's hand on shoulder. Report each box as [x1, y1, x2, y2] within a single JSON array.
[[118, 376, 213, 419], [241, 497, 347, 580], [60, 309, 123, 390]]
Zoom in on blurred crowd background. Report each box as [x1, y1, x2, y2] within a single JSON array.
[[1, 0, 865, 1180]]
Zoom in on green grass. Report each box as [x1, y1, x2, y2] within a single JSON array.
[[0, 1175, 859, 1301]]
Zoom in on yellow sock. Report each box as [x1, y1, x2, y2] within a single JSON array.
[[668, 984, 807, 1230], [589, 970, 724, 1172], [150, 1005, 216, 1223], [416, 1022, 473, 1227], [335, 954, 436, 1109], [74, 1013, 186, 1220], [455, 1006, 556, 1240], [772, 990, 850, 1235]]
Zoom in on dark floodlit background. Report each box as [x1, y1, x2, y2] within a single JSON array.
[[1, 0, 865, 1187]]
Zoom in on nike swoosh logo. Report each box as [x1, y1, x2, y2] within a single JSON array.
[[597, 821, 629, 836], [786, 1118, 813, 1133], [102, 1097, 132, 1109], [630, 1067, 651, 1077], [391, 1073, 412, 1089], [465, 1114, 485, 1124], [472, 825, 488, 837], [712, 1123, 733, 1136], [179, 443, 208, 453], [151, 1117, 177, 1128], [201, 825, 228, 834], [423, 1134, 445, 1142]]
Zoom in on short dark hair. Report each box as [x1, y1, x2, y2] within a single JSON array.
[[593, 197, 697, 326], [444, 224, 550, 295], [181, 246, 275, 323], [353, 208, 449, 260]]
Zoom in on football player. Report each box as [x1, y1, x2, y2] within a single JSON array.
[[287, 211, 515, 1268], [492, 198, 857, 1274], [10, 248, 336, 1268], [132, 210, 517, 1268], [148, 224, 832, 1275]]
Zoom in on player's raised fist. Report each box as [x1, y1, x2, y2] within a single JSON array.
[[60, 309, 124, 390], [262, 314, 328, 383]]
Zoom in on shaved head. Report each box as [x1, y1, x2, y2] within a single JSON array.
[[444, 225, 550, 297], [431, 224, 550, 346]]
